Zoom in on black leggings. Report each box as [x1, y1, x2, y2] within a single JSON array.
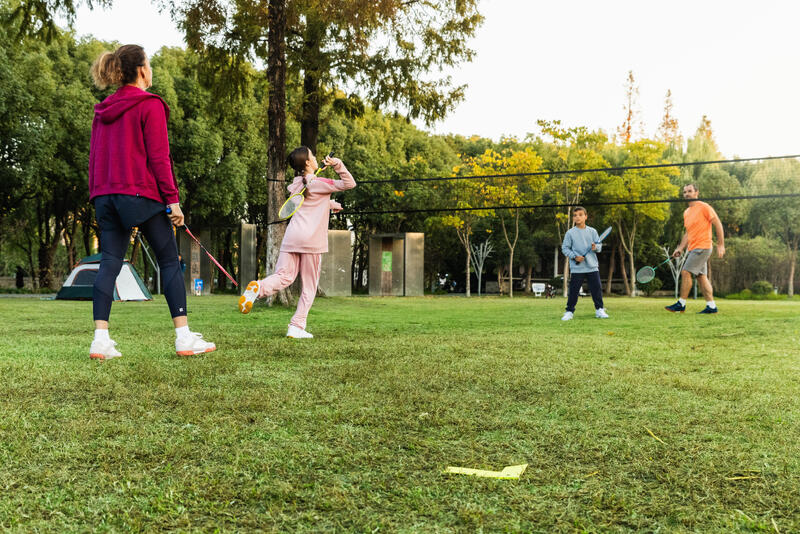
[[93, 211, 186, 321]]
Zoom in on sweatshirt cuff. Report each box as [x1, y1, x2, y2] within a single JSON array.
[[164, 194, 180, 205]]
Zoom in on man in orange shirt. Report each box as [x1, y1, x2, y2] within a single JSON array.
[[665, 183, 726, 314]]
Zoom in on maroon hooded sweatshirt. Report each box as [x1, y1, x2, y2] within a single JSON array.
[[89, 85, 179, 205]]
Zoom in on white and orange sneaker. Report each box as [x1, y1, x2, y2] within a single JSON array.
[[89, 339, 122, 361], [175, 332, 216, 356], [238, 280, 259, 314]]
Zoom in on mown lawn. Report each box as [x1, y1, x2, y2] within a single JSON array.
[[1, 295, 799, 532]]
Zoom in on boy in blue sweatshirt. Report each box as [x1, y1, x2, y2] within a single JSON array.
[[561, 207, 609, 320]]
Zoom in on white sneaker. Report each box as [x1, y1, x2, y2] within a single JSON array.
[[286, 325, 313, 339], [175, 332, 217, 356], [238, 280, 259, 314], [595, 308, 609, 319], [90, 339, 122, 360], [561, 311, 574, 321]]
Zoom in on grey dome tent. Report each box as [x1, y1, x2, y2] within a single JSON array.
[[56, 254, 152, 301]]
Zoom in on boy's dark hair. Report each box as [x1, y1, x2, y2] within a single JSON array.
[[573, 206, 587, 215], [287, 146, 311, 176], [684, 183, 699, 192]]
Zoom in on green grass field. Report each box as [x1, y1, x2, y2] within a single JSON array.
[[1, 295, 799, 532]]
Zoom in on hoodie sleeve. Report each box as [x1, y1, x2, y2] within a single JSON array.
[[562, 230, 576, 259], [141, 99, 179, 205], [311, 159, 356, 194]]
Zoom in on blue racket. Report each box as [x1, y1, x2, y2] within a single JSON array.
[[579, 226, 612, 256]]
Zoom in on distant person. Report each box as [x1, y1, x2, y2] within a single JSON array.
[[237, 148, 355, 338], [561, 207, 608, 321], [88, 44, 215, 360], [665, 183, 725, 314]]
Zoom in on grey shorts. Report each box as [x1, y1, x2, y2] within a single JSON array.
[[683, 248, 712, 276]]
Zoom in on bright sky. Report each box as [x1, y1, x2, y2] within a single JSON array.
[[69, 0, 800, 158]]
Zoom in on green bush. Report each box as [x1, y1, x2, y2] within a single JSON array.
[[750, 280, 774, 295], [725, 288, 787, 300], [636, 276, 662, 297]]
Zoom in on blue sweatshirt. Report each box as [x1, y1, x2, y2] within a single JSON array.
[[562, 225, 602, 273]]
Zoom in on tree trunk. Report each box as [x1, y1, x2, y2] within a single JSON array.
[[562, 257, 570, 297], [266, 0, 291, 305], [525, 264, 533, 293], [606, 242, 616, 295], [300, 17, 324, 153], [618, 242, 630, 296], [628, 248, 636, 297], [789, 239, 798, 297], [465, 235, 471, 297]]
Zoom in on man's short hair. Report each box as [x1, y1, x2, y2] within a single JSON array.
[[573, 206, 587, 215], [684, 183, 699, 192]]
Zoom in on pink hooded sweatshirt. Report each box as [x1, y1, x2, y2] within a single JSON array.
[[281, 160, 356, 254], [89, 85, 179, 205]]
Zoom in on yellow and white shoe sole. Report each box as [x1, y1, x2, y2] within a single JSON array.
[[238, 280, 259, 314]]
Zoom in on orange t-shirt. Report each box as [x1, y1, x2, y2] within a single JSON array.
[[683, 201, 717, 250]]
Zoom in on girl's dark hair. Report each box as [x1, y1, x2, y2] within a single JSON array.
[[91, 45, 147, 89], [287, 146, 312, 177]]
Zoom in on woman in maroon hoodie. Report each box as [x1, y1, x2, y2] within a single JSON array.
[[88, 45, 215, 360]]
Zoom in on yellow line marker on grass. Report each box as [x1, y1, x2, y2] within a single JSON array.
[[445, 464, 528, 479], [644, 426, 665, 444]]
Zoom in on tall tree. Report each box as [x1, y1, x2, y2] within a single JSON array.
[[746, 159, 800, 296], [656, 89, 682, 149], [617, 70, 642, 144], [597, 140, 678, 295]]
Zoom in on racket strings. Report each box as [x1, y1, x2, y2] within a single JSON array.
[[636, 266, 656, 284]]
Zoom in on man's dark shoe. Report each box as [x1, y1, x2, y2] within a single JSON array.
[[697, 306, 718, 314], [665, 301, 686, 313]]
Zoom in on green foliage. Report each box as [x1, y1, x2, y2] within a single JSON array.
[[636, 276, 662, 296], [750, 280, 774, 295]]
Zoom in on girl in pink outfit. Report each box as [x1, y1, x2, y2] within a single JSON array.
[[238, 147, 355, 338]]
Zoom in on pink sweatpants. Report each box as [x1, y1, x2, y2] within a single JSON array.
[[257, 252, 322, 330]]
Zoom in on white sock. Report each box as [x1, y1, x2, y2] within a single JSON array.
[[678, 298, 687, 306], [707, 300, 716, 309], [94, 329, 110, 342], [176, 325, 191, 339]]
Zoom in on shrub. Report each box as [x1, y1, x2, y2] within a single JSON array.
[[636, 276, 662, 297], [750, 280, 774, 295]]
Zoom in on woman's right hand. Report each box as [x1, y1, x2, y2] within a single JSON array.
[[168, 203, 185, 226]]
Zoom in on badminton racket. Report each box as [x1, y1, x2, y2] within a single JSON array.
[[578, 225, 612, 256], [635, 258, 671, 284], [277, 151, 335, 220], [166, 207, 238, 288]]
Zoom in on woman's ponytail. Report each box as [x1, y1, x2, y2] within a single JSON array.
[[91, 51, 122, 89], [90, 45, 147, 89]]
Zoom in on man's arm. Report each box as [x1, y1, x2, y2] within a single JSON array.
[[712, 216, 725, 258]]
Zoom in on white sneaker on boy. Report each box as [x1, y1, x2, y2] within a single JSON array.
[[175, 332, 217, 356], [286, 325, 313, 339], [89, 339, 122, 360], [561, 311, 574, 321], [595, 308, 609, 319]]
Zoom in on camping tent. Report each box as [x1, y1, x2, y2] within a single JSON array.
[[56, 254, 152, 301]]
